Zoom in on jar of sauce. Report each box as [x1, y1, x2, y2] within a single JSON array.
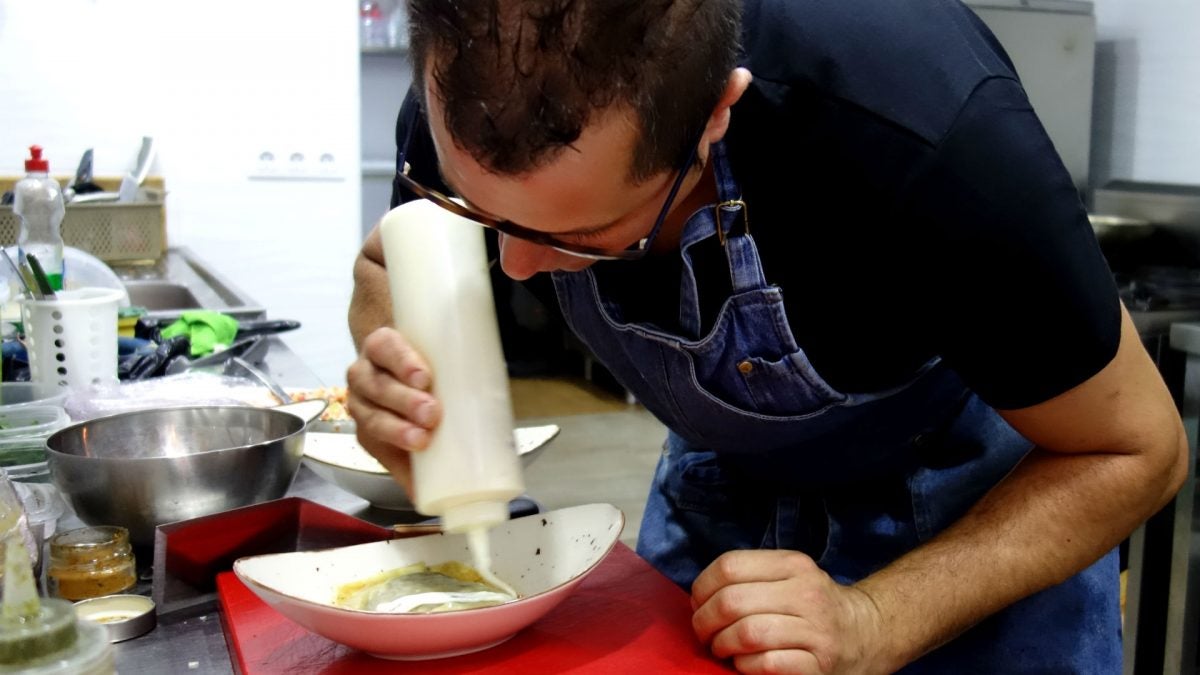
[[46, 526, 136, 601]]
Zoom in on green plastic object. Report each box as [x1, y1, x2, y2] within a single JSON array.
[[159, 310, 239, 357]]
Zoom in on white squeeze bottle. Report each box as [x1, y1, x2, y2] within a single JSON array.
[[380, 199, 524, 574]]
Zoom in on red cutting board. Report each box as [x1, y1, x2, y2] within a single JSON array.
[[218, 542, 733, 673]]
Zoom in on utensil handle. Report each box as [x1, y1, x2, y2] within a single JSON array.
[[391, 524, 443, 538], [229, 356, 293, 404], [24, 254, 56, 299], [236, 319, 301, 337], [1, 250, 35, 299]]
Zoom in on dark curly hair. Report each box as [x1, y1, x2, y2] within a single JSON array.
[[408, 0, 742, 182]]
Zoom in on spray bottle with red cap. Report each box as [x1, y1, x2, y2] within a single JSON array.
[[14, 146, 65, 291]]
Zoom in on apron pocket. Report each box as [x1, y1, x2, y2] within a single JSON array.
[[739, 352, 845, 416], [908, 395, 1034, 541], [663, 448, 746, 513], [684, 350, 845, 420]]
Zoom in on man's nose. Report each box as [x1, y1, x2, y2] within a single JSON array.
[[498, 234, 555, 280]]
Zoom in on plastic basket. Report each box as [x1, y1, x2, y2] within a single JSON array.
[[20, 288, 124, 391], [0, 200, 165, 264]]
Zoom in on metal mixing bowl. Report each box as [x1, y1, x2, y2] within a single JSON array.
[[45, 405, 310, 546]]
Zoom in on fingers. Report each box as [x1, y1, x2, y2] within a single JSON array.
[[359, 326, 434, 392], [346, 327, 444, 496], [347, 329, 442, 446], [352, 394, 416, 492], [691, 551, 837, 672], [707, 612, 833, 661], [693, 581, 808, 644], [733, 648, 826, 675], [691, 551, 884, 674], [692, 550, 819, 608]]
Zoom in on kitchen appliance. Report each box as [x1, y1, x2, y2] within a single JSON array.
[[1092, 182, 1200, 350], [1086, 181, 1200, 674], [965, 0, 1096, 191], [1165, 325, 1200, 675]]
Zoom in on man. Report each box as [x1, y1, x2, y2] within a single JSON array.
[[346, 0, 1187, 672]]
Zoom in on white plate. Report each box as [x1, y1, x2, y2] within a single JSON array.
[[234, 503, 624, 660], [302, 425, 559, 510]]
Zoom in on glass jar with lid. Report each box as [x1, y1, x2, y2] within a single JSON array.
[[46, 526, 136, 601]]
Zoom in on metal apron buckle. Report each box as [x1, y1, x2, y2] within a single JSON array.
[[715, 200, 750, 246]]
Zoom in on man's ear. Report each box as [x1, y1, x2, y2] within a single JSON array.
[[701, 68, 753, 148]]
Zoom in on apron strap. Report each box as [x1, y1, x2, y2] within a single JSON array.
[[708, 142, 764, 293], [676, 141, 766, 325]]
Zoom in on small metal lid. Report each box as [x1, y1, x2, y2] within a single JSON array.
[[73, 594, 156, 643]]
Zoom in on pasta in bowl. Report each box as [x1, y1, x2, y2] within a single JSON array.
[[233, 503, 624, 659]]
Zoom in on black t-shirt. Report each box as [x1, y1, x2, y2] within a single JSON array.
[[390, 0, 1120, 411]]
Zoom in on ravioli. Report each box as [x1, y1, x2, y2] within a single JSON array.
[[335, 560, 517, 614]]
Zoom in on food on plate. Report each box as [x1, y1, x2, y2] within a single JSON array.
[[335, 560, 518, 614], [290, 386, 349, 421]]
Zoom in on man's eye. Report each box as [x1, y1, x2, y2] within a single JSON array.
[[565, 226, 614, 243]]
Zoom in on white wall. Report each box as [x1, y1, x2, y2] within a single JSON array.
[[0, 0, 362, 386], [360, 51, 413, 238], [1092, 0, 1200, 187]]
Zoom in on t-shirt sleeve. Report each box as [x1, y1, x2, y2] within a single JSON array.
[[902, 76, 1121, 410]]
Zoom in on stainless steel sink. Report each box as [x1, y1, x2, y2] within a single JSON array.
[[114, 247, 266, 321], [124, 281, 203, 311]]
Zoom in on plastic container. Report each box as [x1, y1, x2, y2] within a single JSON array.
[[379, 200, 524, 534], [359, 0, 391, 48], [20, 287, 123, 392], [0, 468, 35, 582], [0, 406, 70, 484], [0, 597, 114, 674], [0, 383, 67, 412], [46, 527, 136, 602], [12, 482, 65, 576], [13, 146, 65, 292]]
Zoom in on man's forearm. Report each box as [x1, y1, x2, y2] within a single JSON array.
[[857, 443, 1183, 670], [349, 252, 393, 350]]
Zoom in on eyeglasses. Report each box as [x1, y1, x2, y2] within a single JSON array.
[[394, 107, 698, 260]]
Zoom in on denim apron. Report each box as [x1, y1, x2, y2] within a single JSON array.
[[551, 143, 1121, 673]]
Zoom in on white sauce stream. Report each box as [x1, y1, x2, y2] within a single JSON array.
[[466, 527, 517, 598]]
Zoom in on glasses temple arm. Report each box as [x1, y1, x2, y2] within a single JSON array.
[[639, 142, 701, 249]]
